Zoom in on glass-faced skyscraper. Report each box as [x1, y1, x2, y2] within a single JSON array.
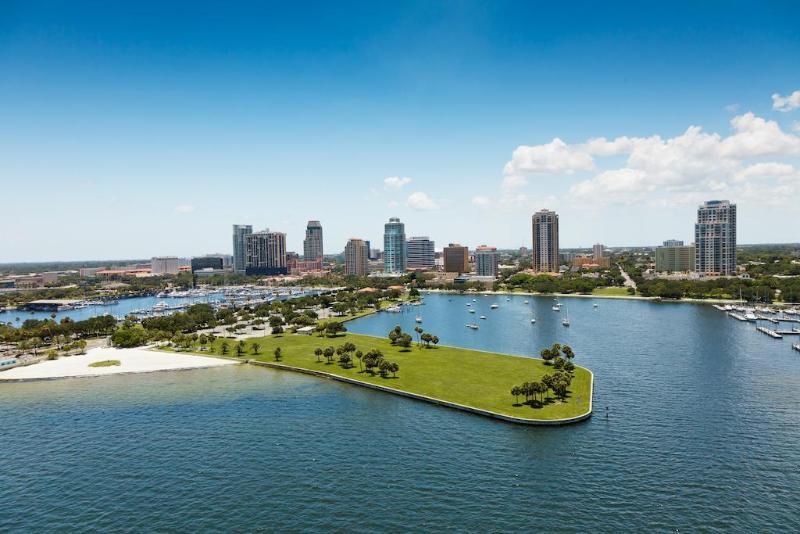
[[232, 224, 253, 274], [303, 220, 324, 261], [531, 209, 559, 272], [383, 217, 406, 273], [695, 200, 737, 276]]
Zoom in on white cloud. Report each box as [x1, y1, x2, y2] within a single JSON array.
[[793, 121, 800, 133], [406, 191, 439, 211], [384, 176, 412, 190], [503, 138, 595, 182], [175, 205, 195, 213], [503, 111, 800, 208], [725, 103, 740, 113], [772, 90, 800, 112], [471, 196, 490, 207]]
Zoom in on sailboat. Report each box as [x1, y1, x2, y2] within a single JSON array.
[[562, 309, 570, 327]]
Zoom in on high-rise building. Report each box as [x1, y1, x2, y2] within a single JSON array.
[[593, 243, 605, 261], [475, 245, 499, 277], [407, 236, 435, 270], [344, 238, 369, 276], [695, 200, 737, 276], [519, 246, 529, 258], [443, 243, 470, 273], [303, 221, 324, 261], [532, 209, 560, 272], [245, 230, 288, 275], [663, 239, 684, 247], [656, 244, 695, 272], [151, 256, 180, 275], [232, 224, 253, 274], [191, 255, 224, 272], [383, 217, 406, 273]]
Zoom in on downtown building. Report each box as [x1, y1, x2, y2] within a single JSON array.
[[303, 220, 324, 261], [232, 224, 253, 274], [406, 236, 435, 270], [344, 238, 369, 276], [443, 243, 470, 274], [655, 240, 695, 273], [151, 256, 180, 275], [245, 230, 288, 275], [475, 245, 499, 277], [532, 209, 559, 272], [695, 200, 737, 276], [383, 217, 407, 273]]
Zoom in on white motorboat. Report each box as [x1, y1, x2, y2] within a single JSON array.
[[490, 304, 499, 309], [531, 318, 536, 324], [415, 316, 422, 323], [480, 315, 487, 320], [469, 309, 476, 314], [466, 323, 479, 330]]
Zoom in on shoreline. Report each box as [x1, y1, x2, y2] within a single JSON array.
[[419, 288, 750, 306], [0, 346, 239, 382], [248, 358, 593, 426]]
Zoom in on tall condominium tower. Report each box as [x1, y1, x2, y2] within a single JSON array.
[[245, 230, 288, 275], [443, 243, 470, 273], [383, 217, 406, 273], [475, 245, 499, 277], [532, 209, 560, 272], [593, 243, 605, 261], [344, 238, 369, 276], [406, 236, 435, 270], [695, 200, 737, 276], [303, 220, 324, 261], [232, 224, 253, 274]]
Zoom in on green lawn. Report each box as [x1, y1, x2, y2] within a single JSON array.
[[88, 359, 120, 368], [592, 286, 633, 296], [189, 333, 592, 422]]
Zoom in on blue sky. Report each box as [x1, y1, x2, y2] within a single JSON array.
[[1, 1, 799, 261]]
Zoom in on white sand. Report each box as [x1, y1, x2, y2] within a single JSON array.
[[0, 346, 238, 381]]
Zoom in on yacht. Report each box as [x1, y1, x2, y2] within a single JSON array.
[[552, 304, 561, 312], [466, 323, 479, 330], [490, 304, 499, 309], [415, 316, 422, 323], [480, 315, 487, 320], [469, 309, 476, 314], [562, 310, 570, 327], [593, 303, 599, 308], [530, 317, 536, 324], [524, 300, 529, 304]]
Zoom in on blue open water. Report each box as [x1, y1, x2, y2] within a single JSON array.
[[1, 293, 799, 531]]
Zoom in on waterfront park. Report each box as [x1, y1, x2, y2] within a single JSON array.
[[172, 328, 593, 423]]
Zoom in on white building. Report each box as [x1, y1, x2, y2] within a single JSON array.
[[151, 256, 180, 275]]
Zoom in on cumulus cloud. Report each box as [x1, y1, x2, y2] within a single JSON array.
[[502, 111, 800, 207], [772, 90, 800, 112], [406, 191, 439, 211], [384, 176, 412, 190], [175, 205, 195, 213]]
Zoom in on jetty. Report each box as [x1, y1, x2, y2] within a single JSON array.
[[756, 326, 782, 339]]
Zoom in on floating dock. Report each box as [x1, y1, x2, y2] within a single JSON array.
[[756, 326, 782, 339]]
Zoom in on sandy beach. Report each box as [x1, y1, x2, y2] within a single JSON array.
[[0, 346, 238, 381]]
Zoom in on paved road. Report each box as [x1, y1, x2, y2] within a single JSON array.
[[618, 264, 637, 290]]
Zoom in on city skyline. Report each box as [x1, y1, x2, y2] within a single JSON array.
[[2, 2, 800, 262]]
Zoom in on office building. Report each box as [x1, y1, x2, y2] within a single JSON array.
[[191, 256, 224, 273], [407, 236, 436, 270], [383, 217, 406, 273], [245, 230, 288, 275], [532, 209, 559, 272], [303, 221, 324, 261], [344, 238, 369, 276], [593, 244, 605, 261], [443, 243, 470, 273], [695, 200, 737, 276], [656, 243, 696, 272], [151, 256, 180, 275], [232, 224, 253, 274], [663, 239, 684, 247], [475, 245, 499, 277]]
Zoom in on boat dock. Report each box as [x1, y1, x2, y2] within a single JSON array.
[[728, 312, 749, 322], [756, 327, 782, 339]]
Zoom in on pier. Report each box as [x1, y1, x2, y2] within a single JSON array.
[[756, 326, 782, 339]]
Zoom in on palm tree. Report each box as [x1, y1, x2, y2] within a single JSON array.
[[431, 335, 439, 348], [355, 350, 364, 372], [511, 386, 521, 404], [251, 342, 261, 355], [221, 341, 230, 355], [314, 347, 323, 363], [273, 347, 282, 361], [562, 345, 575, 361], [414, 326, 423, 346]]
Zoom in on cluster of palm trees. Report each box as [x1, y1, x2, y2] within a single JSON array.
[[412, 326, 440, 348], [219, 339, 261, 357], [511, 371, 574, 407], [313, 343, 399, 378], [539, 343, 575, 373], [388, 326, 413, 348], [510, 344, 578, 408]]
